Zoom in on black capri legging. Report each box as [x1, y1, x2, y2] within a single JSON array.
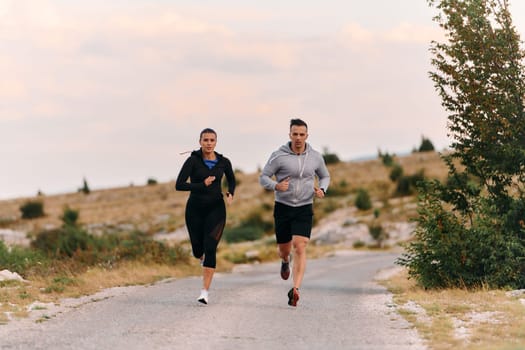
[[185, 197, 226, 268]]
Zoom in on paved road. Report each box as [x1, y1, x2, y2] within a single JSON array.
[[0, 251, 426, 350]]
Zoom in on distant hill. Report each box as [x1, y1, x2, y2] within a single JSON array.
[[0, 151, 449, 239]]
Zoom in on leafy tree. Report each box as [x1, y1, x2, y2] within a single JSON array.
[[399, 0, 525, 289]]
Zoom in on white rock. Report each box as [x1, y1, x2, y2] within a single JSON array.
[[0, 269, 26, 282]]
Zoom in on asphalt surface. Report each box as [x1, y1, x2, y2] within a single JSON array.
[[0, 250, 426, 350]]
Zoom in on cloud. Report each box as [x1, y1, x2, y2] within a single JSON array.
[[384, 22, 445, 43], [339, 21, 444, 47], [340, 22, 375, 44]]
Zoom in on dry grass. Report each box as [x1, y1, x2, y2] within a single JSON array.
[[0, 151, 450, 236], [382, 270, 525, 350]]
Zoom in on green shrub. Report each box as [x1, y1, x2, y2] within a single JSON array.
[[322, 147, 341, 165], [355, 188, 372, 211], [223, 225, 264, 243], [0, 240, 48, 276], [147, 178, 158, 185], [378, 150, 394, 166], [394, 170, 425, 197], [61, 206, 79, 227], [30, 227, 188, 266], [353, 240, 366, 248], [241, 210, 273, 233], [398, 180, 525, 289], [20, 201, 45, 219], [417, 136, 435, 152], [368, 223, 387, 247], [31, 225, 96, 258], [326, 180, 350, 197], [79, 178, 90, 194], [389, 164, 404, 182]]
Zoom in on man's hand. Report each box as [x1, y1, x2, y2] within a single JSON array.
[[275, 177, 290, 192], [314, 187, 325, 198]]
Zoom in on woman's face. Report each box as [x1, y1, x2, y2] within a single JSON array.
[[200, 132, 217, 154]]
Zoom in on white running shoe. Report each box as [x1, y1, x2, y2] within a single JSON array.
[[198, 289, 208, 304]]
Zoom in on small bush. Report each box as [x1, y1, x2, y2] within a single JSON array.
[[30, 227, 188, 266], [369, 223, 388, 247], [79, 178, 90, 194], [61, 206, 79, 226], [394, 170, 425, 197], [242, 210, 273, 233], [355, 188, 372, 211], [31, 225, 96, 258], [322, 147, 341, 165], [0, 240, 48, 276], [326, 180, 350, 197], [389, 164, 404, 182], [147, 178, 158, 185], [20, 201, 45, 219], [353, 240, 366, 248], [223, 225, 264, 243], [378, 150, 395, 167], [417, 136, 435, 152]]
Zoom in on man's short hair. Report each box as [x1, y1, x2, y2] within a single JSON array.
[[290, 118, 308, 130]]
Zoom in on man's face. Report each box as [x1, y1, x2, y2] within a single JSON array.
[[289, 125, 308, 152]]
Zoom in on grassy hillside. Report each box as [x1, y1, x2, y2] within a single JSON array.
[[0, 151, 449, 237]]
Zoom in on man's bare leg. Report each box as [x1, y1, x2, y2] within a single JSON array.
[[291, 235, 309, 289]]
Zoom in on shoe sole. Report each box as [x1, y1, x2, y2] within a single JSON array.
[[287, 288, 299, 307], [281, 261, 290, 280], [198, 298, 208, 305]]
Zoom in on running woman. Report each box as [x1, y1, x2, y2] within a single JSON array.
[[176, 128, 236, 304], [259, 118, 330, 306]]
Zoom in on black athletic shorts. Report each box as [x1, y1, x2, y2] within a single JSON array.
[[273, 202, 313, 244]]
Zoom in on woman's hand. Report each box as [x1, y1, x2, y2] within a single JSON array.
[[225, 192, 233, 205], [204, 176, 216, 186]]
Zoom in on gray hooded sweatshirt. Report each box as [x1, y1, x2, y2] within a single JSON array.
[[259, 142, 330, 207]]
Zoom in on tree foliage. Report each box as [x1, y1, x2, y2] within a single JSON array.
[[399, 0, 525, 289]]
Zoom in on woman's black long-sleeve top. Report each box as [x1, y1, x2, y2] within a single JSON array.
[[175, 149, 236, 204]]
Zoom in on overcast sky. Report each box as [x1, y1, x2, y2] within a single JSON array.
[[2, 0, 525, 199]]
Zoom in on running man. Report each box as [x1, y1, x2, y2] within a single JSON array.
[[259, 118, 330, 306]]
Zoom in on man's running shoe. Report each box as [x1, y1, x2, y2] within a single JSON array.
[[287, 287, 299, 307], [280, 260, 290, 280], [198, 289, 208, 305]]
